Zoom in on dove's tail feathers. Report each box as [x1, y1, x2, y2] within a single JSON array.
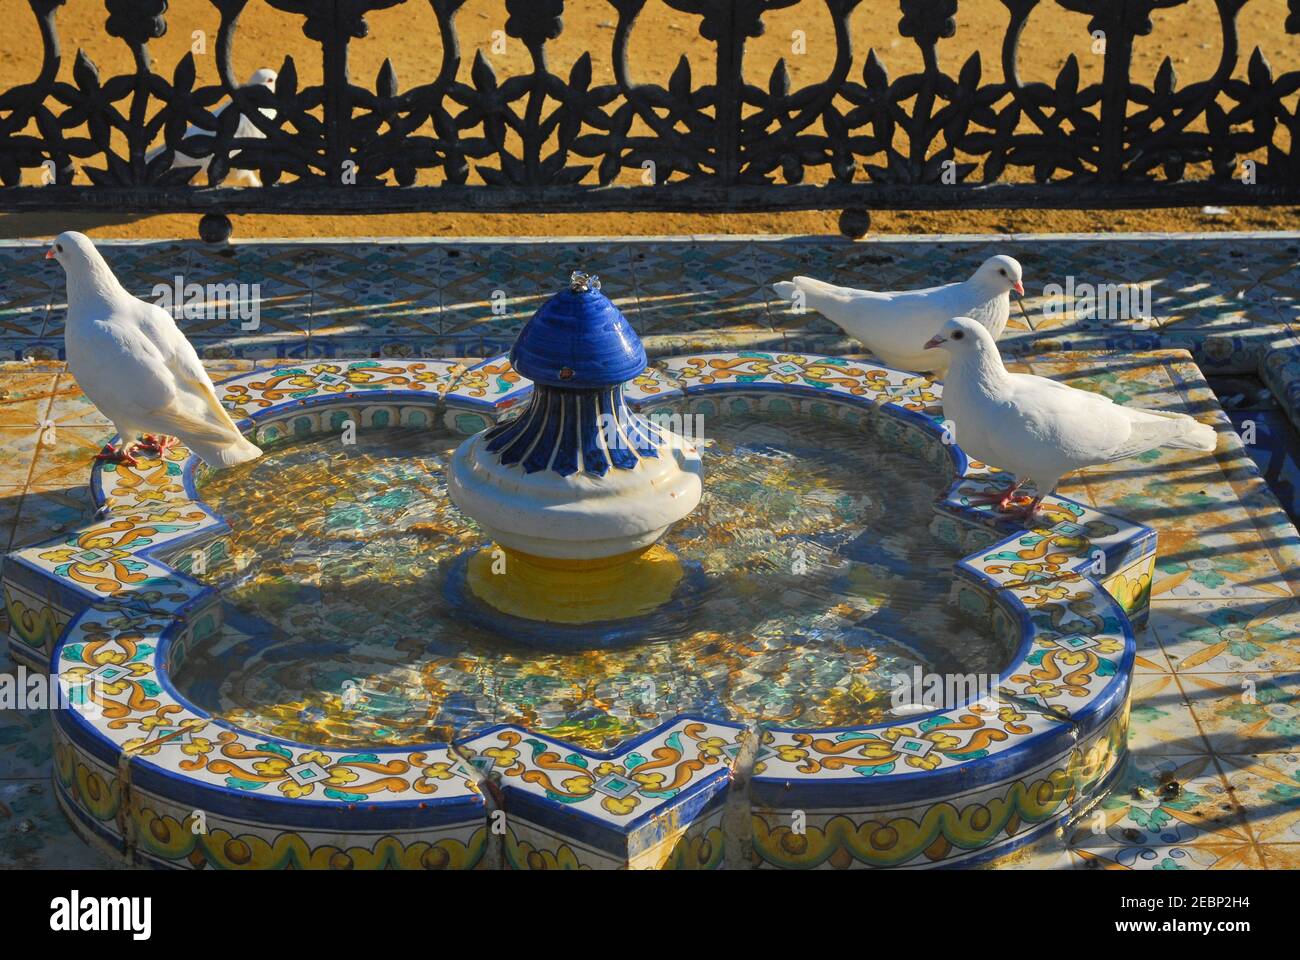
[[1111, 409, 1217, 462], [795, 275, 856, 301], [772, 280, 799, 301], [184, 432, 262, 469], [773, 277, 866, 328], [1158, 414, 1218, 452], [141, 401, 262, 468], [1136, 407, 1218, 451]]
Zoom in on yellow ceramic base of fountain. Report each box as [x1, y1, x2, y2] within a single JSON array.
[[465, 543, 684, 624]]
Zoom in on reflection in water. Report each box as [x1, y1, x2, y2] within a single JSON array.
[[181, 409, 1006, 750]]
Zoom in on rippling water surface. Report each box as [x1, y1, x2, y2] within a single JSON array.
[[181, 408, 1007, 750]]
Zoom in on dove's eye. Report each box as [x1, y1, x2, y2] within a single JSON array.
[[998, 268, 1006, 276], [952, 330, 965, 340], [55, 244, 62, 253]]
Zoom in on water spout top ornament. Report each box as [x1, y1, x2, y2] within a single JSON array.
[[447, 271, 704, 626], [510, 272, 647, 389]]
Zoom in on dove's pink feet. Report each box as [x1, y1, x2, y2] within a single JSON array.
[[994, 481, 1027, 512], [1018, 496, 1045, 520], [139, 434, 179, 456], [995, 490, 1020, 511], [95, 443, 139, 468], [992, 481, 1049, 524]]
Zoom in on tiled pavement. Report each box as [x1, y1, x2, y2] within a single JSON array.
[[4, 232, 1296, 366], [986, 351, 1300, 870], [1, 234, 1299, 869]]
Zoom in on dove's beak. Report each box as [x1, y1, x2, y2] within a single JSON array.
[[44, 248, 55, 260], [924, 335, 946, 349], [1012, 280, 1024, 296]]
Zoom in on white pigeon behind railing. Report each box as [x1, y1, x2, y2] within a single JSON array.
[[147, 68, 277, 187]]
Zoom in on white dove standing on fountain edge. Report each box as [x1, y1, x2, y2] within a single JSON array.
[[50, 231, 263, 469], [772, 255, 1023, 376], [146, 68, 277, 187], [924, 316, 1217, 521]]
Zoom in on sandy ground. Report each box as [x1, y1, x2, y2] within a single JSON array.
[[1, 0, 1297, 239]]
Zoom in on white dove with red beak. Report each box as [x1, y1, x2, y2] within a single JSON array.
[[772, 255, 1023, 376], [925, 316, 1217, 521], [48, 231, 262, 469]]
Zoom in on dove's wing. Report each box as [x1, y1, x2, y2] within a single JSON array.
[[127, 299, 246, 438], [87, 318, 239, 446], [1012, 374, 1102, 398], [780, 277, 966, 370], [1004, 372, 1211, 469], [1007, 373, 1121, 443], [834, 281, 962, 325], [234, 110, 269, 140]]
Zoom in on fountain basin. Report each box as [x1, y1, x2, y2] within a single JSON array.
[[2, 352, 1145, 869]]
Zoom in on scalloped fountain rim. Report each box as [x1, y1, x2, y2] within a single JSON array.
[[3, 352, 1146, 868]]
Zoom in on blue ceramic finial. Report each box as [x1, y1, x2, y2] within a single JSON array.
[[511, 272, 647, 389], [486, 271, 660, 477]]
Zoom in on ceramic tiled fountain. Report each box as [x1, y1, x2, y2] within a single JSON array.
[[1, 263, 1154, 870]]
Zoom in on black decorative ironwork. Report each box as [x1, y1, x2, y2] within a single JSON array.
[[1, 0, 1297, 238]]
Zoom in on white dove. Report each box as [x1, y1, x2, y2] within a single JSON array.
[[49, 231, 262, 469], [924, 316, 1216, 520], [147, 68, 277, 187], [772, 255, 1023, 376]]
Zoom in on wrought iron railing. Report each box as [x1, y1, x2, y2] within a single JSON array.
[[1, 0, 1298, 240]]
